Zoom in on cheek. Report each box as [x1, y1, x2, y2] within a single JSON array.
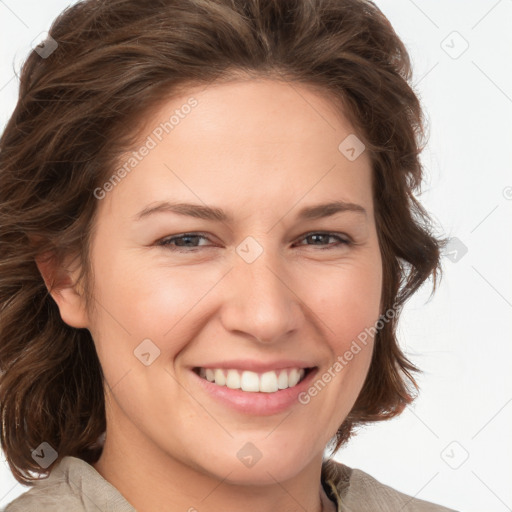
[[306, 257, 382, 349], [90, 245, 199, 335], [296, 262, 381, 438]]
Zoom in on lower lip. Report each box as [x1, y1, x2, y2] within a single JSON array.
[[190, 368, 318, 416]]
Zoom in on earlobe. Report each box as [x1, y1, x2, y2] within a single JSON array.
[[35, 251, 90, 329]]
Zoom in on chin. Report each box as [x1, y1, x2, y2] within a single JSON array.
[[192, 448, 315, 486]]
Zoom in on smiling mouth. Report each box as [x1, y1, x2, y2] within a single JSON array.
[[192, 367, 315, 393]]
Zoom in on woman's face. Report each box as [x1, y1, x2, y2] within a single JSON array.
[[79, 78, 382, 483]]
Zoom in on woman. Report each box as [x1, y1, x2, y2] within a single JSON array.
[[0, 0, 456, 510]]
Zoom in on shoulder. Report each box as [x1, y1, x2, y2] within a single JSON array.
[[322, 458, 459, 512], [3, 456, 135, 512], [3, 483, 85, 512]]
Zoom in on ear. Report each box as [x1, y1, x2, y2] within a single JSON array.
[[35, 250, 90, 329]]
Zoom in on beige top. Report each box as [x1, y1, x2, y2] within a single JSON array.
[[4, 456, 458, 511]]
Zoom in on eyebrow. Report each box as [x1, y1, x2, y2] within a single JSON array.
[[134, 200, 367, 223]]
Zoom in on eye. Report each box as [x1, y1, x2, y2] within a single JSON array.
[[294, 232, 352, 250], [157, 231, 351, 252], [157, 233, 213, 252]]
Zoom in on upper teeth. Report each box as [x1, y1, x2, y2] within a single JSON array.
[[198, 368, 306, 393]]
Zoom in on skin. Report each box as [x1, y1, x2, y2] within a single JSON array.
[[38, 77, 383, 512]]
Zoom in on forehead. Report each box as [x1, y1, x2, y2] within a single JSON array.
[[146, 77, 355, 153], [98, 78, 374, 223]]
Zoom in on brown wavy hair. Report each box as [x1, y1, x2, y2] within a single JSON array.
[[0, 0, 447, 485]]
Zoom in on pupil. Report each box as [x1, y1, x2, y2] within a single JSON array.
[[311, 234, 327, 244], [178, 236, 197, 246]]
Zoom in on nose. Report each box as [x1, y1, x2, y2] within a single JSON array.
[[219, 246, 304, 345]]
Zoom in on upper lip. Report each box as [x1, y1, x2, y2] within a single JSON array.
[[192, 359, 317, 373]]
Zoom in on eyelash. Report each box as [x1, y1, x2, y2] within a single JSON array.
[[157, 231, 352, 252]]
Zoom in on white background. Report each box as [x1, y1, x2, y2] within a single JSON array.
[[1, 1, 511, 511]]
